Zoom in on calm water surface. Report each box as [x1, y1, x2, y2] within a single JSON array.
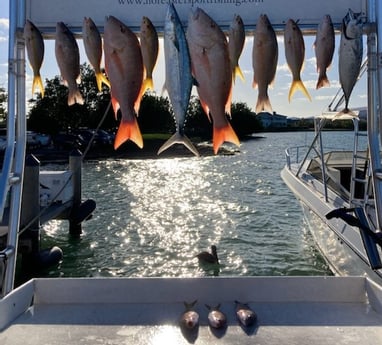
[[41, 131, 350, 278]]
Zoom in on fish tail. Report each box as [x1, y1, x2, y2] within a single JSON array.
[[316, 73, 330, 89], [114, 116, 143, 149], [95, 72, 110, 91], [289, 79, 312, 102], [213, 123, 240, 154], [157, 132, 200, 157], [234, 65, 245, 83], [333, 108, 359, 120], [255, 93, 273, 114], [68, 87, 84, 106], [32, 75, 45, 98], [142, 77, 154, 94]]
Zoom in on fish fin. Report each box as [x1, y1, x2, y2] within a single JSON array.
[[288, 79, 312, 102], [213, 122, 240, 154], [95, 72, 110, 91], [134, 83, 145, 115], [252, 79, 258, 89], [316, 73, 330, 89], [234, 65, 245, 83], [32, 75, 45, 98], [114, 116, 143, 149], [255, 94, 273, 114], [200, 100, 211, 122], [142, 77, 154, 94], [68, 87, 84, 106], [157, 132, 200, 157], [225, 87, 232, 118], [111, 97, 120, 120]]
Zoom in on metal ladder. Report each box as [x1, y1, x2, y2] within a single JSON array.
[[349, 118, 370, 207]]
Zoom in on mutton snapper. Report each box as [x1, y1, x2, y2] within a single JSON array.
[[187, 7, 240, 154], [179, 300, 199, 330], [228, 14, 245, 83], [158, 3, 199, 156], [83, 17, 110, 91], [314, 15, 335, 89], [140, 16, 159, 93], [337, 10, 363, 117], [252, 14, 278, 113], [55, 22, 84, 106], [284, 19, 312, 102], [24, 20, 45, 98], [104, 15, 144, 149]]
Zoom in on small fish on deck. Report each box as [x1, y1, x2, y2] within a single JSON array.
[[235, 300, 257, 327], [206, 303, 227, 329], [179, 300, 199, 330]]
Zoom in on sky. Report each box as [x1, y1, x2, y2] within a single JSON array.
[[0, 1, 368, 118]]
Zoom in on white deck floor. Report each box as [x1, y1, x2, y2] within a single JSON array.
[[1, 276, 382, 344]]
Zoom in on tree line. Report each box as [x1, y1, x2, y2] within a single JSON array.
[[26, 63, 262, 139]]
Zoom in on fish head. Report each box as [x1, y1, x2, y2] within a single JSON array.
[[257, 14, 272, 31], [231, 14, 243, 29]]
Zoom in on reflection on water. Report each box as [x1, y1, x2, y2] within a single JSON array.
[[42, 132, 335, 278]]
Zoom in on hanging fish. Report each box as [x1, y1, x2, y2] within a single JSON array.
[[24, 19, 45, 98], [252, 14, 278, 113], [140, 16, 159, 93], [228, 14, 245, 83], [158, 3, 199, 157], [284, 19, 312, 102], [55, 22, 84, 106], [235, 301, 257, 327], [104, 16, 144, 149], [187, 7, 240, 154], [337, 10, 363, 117], [205, 304, 227, 329], [314, 15, 335, 89], [179, 300, 199, 330], [82, 17, 110, 91]]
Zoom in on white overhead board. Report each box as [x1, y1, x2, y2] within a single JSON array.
[[25, 0, 366, 34]]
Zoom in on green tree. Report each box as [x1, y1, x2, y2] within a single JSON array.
[[0, 87, 7, 123]]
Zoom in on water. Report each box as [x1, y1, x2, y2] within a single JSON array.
[[41, 131, 343, 278]]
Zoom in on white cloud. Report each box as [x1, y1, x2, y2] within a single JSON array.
[[0, 18, 9, 29]]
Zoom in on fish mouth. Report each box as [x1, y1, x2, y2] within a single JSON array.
[[190, 7, 201, 20]]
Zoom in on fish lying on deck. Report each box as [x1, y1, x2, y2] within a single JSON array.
[[179, 300, 199, 330], [206, 304, 227, 329], [235, 300, 257, 327]]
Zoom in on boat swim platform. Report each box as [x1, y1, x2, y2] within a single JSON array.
[[1, 276, 382, 345]]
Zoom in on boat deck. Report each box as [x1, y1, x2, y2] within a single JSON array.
[[1, 276, 382, 345]]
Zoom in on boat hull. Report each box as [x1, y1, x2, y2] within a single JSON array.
[[281, 164, 382, 284]]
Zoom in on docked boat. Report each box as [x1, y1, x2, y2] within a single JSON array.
[[1, 0, 382, 343]]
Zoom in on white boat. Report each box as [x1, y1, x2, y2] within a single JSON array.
[[1, 0, 382, 343]]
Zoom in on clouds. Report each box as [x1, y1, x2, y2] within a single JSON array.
[[0, 18, 9, 43]]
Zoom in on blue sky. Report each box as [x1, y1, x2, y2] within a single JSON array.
[[0, 1, 367, 118]]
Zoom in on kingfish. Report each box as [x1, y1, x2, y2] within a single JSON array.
[[179, 300, 199, 330], [314, 15, 335, 89], [284, 19, 312, 102], [186, 7, 240, 154], [252, 14, 278, 113], [104, 16, 144, 149], [235, 300, 257, 327], [82, 17, 110, 91], [140, 16, 159, 93], [158, 3, 199, 156], [24, 19, 45, 98], [205, 304, 227, 329], [228, 14, 245, 83], [337, 10, 363, 117], [55, 22, 84, 106]]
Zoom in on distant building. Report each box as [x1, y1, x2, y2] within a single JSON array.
[[256, 112, 288, 128]]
